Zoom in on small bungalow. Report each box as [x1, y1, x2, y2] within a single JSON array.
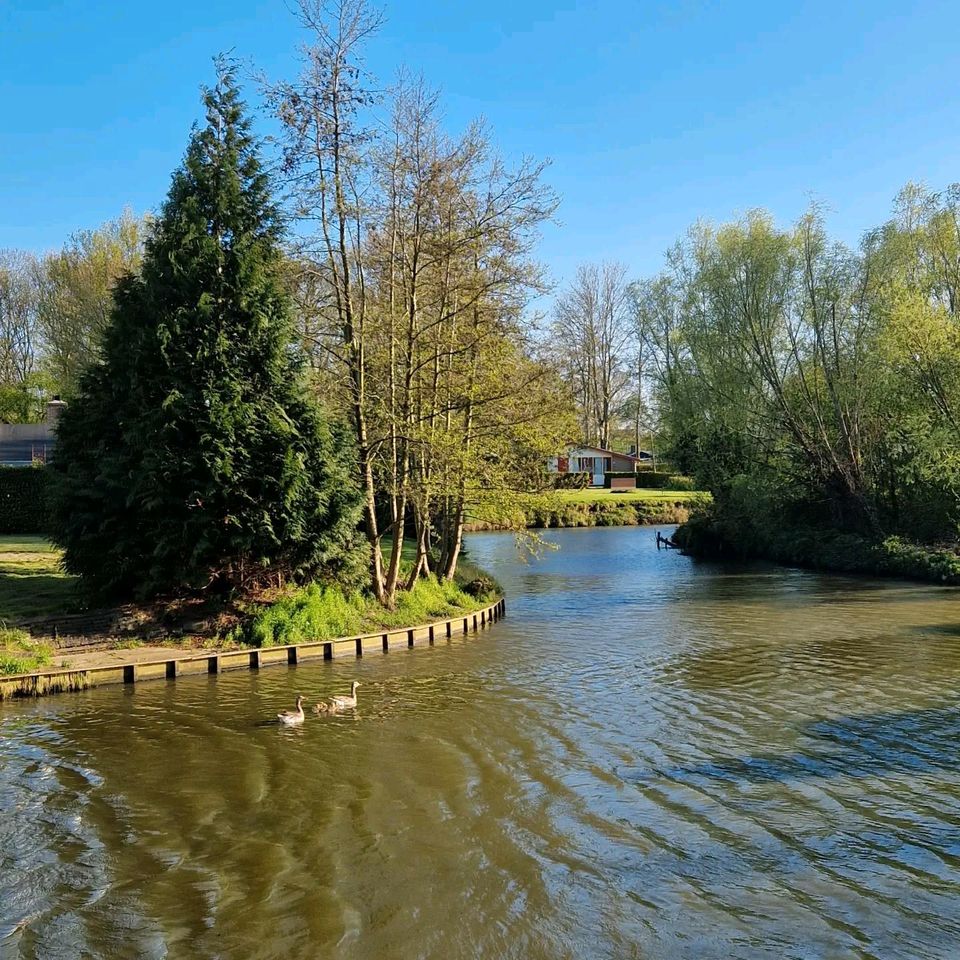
[[547, 444, 649, 487], [0, 399, 66, 467]]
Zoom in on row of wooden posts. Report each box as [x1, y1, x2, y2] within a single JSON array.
[[1, 598, 506, 699]]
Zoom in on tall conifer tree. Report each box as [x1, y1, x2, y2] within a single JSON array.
[[50, 63, 364, 599]]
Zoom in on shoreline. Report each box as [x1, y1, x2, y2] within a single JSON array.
[[0, 597, 505, 701], [465, 494, 705, 532], [674, 513, 960, 587]]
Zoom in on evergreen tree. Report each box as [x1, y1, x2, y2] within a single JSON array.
[[49, 62, 365, 600]]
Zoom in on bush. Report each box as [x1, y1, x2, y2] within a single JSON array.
[[634, 471, 696, 491], [552, 471, 591, 490], [0, 467, 50, 535], [674, 508, 960, 585]]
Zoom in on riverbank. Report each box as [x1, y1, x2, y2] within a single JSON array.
[[466, 488, 710, 531], [0, 534, 502, 686], [675, 510, 960, 585], [0, 596, 505, 700]]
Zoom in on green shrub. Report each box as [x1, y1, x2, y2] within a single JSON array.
[[634, 471, 696, 491], [675, 508, 960, 585], [552, 472, 591, 490], [0, 467, 50, 535]]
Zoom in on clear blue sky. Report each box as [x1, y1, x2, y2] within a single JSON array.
[[2, 0, 958, 293]]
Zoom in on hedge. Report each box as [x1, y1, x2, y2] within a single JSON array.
[[0, 467, 50, 535], [633, 471, 696, 491]]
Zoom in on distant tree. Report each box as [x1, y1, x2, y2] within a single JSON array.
[[551, 263, 635, 450], [37, 209, 145, 397], [49, 62, 364, 600], [0, 249, 46, 421]]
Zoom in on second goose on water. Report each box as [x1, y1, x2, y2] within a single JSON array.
[[313, 681, 360, 714]]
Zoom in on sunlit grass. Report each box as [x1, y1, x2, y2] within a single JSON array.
[[0, 535, 78, 622], [232, 573, 498, 649], [553, 488, 709, 504], [0, 627, 54, 675]]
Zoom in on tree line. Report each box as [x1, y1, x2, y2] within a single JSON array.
[[0, 211, 144, 419], [631, 187, 960, 552], [544, 185, 960, 556]]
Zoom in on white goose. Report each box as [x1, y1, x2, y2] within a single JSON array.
[[313, 681, 360, 714], [277, 695, 305, 726]]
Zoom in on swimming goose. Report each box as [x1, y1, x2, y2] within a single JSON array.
[[313, 681, 360, 713], [277, 695, 305, 725]]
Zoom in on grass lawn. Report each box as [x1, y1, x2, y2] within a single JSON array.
[[0, 535, 78, 623], [553, 488, 709, 504]]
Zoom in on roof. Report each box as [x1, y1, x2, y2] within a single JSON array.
[[570, 444, 642, 461]]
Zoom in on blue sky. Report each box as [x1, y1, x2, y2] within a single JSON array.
[[2, 0, 958, 294]]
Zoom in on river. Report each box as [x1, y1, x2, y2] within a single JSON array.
[[2, 526, 960, 959]]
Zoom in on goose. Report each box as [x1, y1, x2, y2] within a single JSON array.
[[277, 695, 305, 726], [313, 681, 360, 714]]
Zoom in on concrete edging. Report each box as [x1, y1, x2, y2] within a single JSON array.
[[0, 597, 506, 700]]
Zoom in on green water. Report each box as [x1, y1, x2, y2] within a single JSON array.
[[2, 527, 960, 959]]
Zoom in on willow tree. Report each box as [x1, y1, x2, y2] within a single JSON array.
[[49, 63, 363, 600]]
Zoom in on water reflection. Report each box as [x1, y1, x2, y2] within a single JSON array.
[[2, 527, 960, 959]]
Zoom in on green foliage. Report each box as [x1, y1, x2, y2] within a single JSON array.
[[610, 470, 695, 490], [37, 209, 146, 398], [551, 471, 591, 490], [232, 574, 494, 648], [0, 467, 49, 534], [676, 509, 960, 585], [0, 628, 53, 675], [640, 184, 960, 574], [48, 64, 364, 601], [241, 584, 367, 648]]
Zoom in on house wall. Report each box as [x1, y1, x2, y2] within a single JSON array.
[[0, 424, 55, 466]]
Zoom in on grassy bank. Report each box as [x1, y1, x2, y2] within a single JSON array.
[[0, 534, 500, 653], [675, 510, 960, 585], [0, 536, 77, 621], [227, 566, 500, 648], [0, 628, 54, 675], [466, 488, 710, 531]]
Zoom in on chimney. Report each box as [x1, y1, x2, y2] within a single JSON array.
[[45, 396, 67, 425]]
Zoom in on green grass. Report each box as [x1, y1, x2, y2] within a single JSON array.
[[0, 627, 54, 675], [231, 574, 498, 649], [553, 488, 708, 504], [0, 535, 78, 622]]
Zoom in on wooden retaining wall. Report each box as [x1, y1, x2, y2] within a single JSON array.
[[0, 597, 506, 701]]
